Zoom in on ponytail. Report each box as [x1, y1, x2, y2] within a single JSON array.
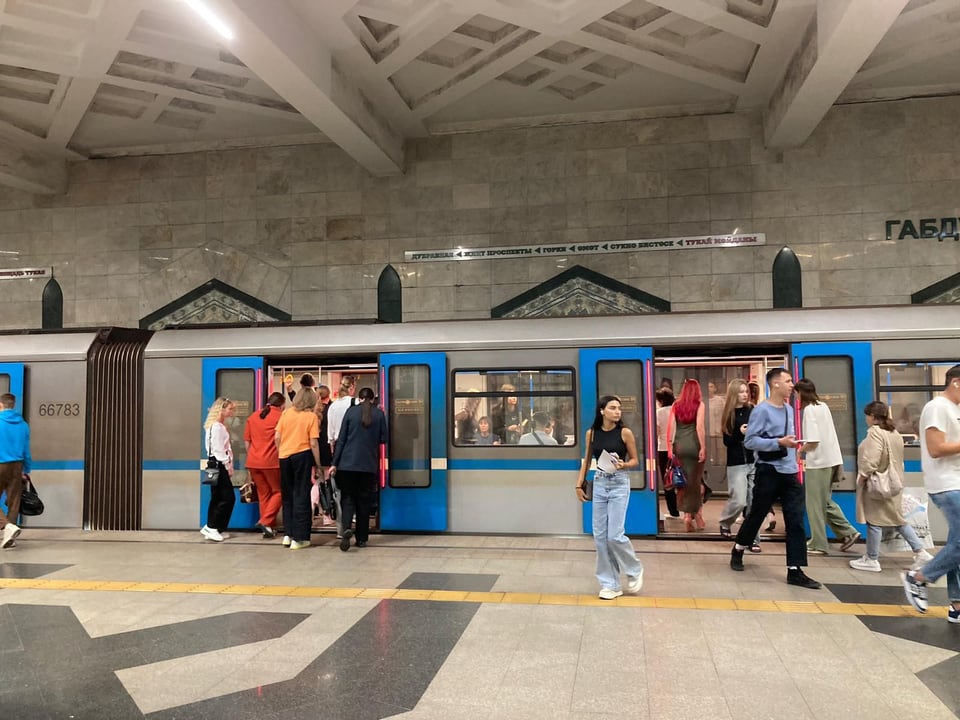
[[260, 392, 285, 419], [358, 387, 375, 428]]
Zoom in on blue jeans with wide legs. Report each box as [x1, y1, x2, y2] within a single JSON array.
[[592, 470, 643, 591], [922, 490, 960, 602]]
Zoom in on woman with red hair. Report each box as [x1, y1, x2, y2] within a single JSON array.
[[667, 379, 707, 531]]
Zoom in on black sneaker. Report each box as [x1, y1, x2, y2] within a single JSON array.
[[339, 529, 353, 552], [730, 547, 745, 571], [901, 571, 928, 613], [787, 569, 821, 589], [356, 540, 367, 548]]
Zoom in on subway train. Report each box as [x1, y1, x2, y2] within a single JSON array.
[[2, 303, 958, 540]]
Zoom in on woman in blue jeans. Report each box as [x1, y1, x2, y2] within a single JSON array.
[[576, 395, 644, 600]]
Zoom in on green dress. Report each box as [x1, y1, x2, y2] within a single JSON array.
[[674, 419, 704, 514]]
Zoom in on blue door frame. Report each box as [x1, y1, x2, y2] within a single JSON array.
[[380, 352, 448, 531], [579, 347, 657, 536], [201, 357, 264, 529], [791, 341, 874, 535]]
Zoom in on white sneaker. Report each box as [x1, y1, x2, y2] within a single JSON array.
[[913, 549, 934, 569], [849, 555, 881, 573], [598, 588, 622, 600], [200, 525, 224, 542], [1, 523, 21, 549], [282, 535, 292, 547], [290, 539, 311, 550], [626, 569, 644, 594]]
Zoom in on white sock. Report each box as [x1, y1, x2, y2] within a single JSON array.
[[788, 566, 798, 571], [734, 543, 747, 551]]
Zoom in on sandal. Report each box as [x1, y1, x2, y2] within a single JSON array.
[[719, 526, 732, 539], [749, 540, 762, 553]]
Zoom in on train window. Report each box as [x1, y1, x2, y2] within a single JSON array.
[[388, 365, 430, 487], [801, 356, 856, 459], [451, 368, 575, 447], [217, 369, 254, 476], [0, 374, 8, 395], [597, 361, 645, 466], [877, 361, 959, 445]]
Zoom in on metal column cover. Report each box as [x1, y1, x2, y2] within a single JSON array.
[[85, 328, 153, 530]]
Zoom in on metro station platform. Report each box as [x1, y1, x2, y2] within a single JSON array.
[[1, 530, 958, 720]]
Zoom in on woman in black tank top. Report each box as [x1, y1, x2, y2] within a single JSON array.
[[576, 395, 645, 600]]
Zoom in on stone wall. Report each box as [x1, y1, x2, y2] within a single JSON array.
[[0, 94, 958, 329]]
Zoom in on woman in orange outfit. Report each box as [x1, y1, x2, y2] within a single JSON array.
[[244, 392, 285, 539]]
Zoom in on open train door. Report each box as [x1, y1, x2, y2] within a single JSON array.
[[579, 347, 657, 535], [201, 356, 264, 530], [380, 352, 447, 531], [790, 342, 873, 533]]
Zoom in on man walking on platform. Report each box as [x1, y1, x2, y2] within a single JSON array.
[[902, 365, 960, 616], [730, 368, 821, 589], [0, 393, 31, 549]]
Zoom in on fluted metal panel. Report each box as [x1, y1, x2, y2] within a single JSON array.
[[85, 328, 152, 531]]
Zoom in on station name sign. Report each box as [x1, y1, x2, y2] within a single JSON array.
[[404, 233, 765, 262], [0, 267, 51, 280], [886, 218, 960, 241]]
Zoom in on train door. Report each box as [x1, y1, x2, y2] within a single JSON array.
[[579, 347, 657, 535], [0, 364, 24, 518], [201, 357, 264, 529], [380, 353, 447, 531], [791, 342, 873, 533]]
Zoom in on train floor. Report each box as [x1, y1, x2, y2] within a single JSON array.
[[1, 529, 958, 720]]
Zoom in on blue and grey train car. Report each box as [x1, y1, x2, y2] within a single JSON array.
[[133, 304, 960, 540]]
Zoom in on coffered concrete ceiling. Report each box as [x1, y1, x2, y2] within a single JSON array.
[[0, 0, 957, 194]]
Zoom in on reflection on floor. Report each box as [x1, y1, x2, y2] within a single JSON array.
[[659, 493, 787, 540]]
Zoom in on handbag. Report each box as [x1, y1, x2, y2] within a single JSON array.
[[668, 457, 687, 490], [239, 479, 257, 503], [203, 427, 220, 486], [318, 479, 336, 517], [866, 431, 903, 500], [20, 474, 44, 516], [576, 429, 594, 501]]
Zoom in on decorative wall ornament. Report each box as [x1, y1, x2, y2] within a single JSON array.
[[491, 265, 669, 319], [911, 272, 960, 305], [140, 279, 291, 330]]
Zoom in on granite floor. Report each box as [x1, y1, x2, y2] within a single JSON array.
[[0, 529, 957, 720]]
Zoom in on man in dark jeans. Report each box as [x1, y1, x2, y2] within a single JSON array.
[[0, 393, 30, 549], [730, 368, 821, 589]]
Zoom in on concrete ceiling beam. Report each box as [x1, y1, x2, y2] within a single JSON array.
[[207, 0, 404, 175], [764, 0, 910, 149]]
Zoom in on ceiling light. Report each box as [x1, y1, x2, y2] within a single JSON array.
[[182, 0, 234, 40]]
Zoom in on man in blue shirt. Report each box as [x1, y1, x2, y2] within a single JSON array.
[[0, 393, 31, 549], [729, 369, 821, 589]]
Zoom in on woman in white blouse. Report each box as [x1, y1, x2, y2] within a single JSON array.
[[202, 397, 236, 542]]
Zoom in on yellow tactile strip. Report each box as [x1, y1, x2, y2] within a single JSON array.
[[0, 577, 944, 619]]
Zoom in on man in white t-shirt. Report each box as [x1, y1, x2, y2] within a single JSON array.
[[902, 364, 960, 617]]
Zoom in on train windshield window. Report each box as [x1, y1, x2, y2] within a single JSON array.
[[452, 368, 575, 447], [801, 356, 856, 459], [877, 361, 959, 445], [217, 369, 254, 474], [388, 365, 430, 487]]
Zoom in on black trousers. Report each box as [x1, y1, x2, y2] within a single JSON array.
[[657, 450, 678, 516], [337, 470, 375, 543], [280, 450, 314, 542], [735, 463, 808, 567], [207, 462, 235, 532]]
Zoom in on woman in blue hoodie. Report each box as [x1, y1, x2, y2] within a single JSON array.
[[0, 392, 31, 549]]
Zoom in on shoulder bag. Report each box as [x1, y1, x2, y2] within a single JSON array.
[[203, 426, 220, 485], [577, 430, 594, 501], [866, 430, 903, 500]]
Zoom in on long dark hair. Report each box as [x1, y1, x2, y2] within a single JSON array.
[[591, 395, 623, 433], [864, 401, 895, 432], [260, 392, 285, 419], [795, 378, 820, 407], [358, 387, 375, 427]]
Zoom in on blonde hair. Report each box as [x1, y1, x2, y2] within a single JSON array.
[[292, 386, 318, 412], [204, 397, 234, 430], [721, 379, 749, 435]]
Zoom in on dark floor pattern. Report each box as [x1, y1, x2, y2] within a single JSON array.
[[147, 598, 482, 720], [827, 582, 950, 607], [0, 605, 309, 720], [398, 572, 499, 592], [0, 562, 72, 579]]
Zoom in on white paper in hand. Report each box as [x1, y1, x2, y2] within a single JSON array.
[[597, 450, 619, 473]]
